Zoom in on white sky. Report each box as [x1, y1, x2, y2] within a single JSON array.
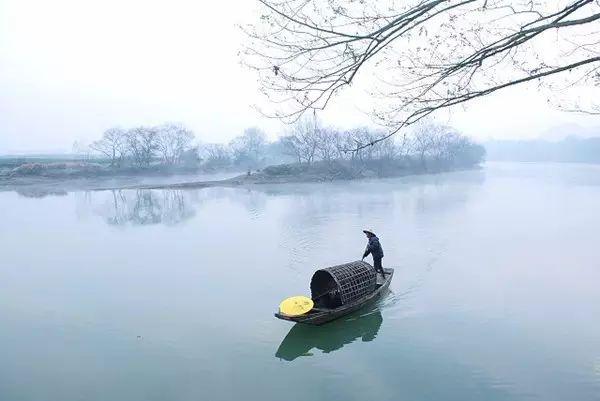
[[1, 0, 599, 154]]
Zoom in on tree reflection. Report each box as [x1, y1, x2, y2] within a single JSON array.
[[275, 309, 383, 361], [103, 189, 194, 226], [16, 188, 68, 198]]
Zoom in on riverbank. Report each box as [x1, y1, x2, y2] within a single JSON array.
[[0, 158, 239, 196], [0, 158, 480, 196]]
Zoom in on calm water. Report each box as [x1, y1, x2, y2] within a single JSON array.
[[1, 162, 599, 401]]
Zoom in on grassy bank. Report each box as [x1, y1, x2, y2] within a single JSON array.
[[0, 155, 483, 196], [0, 157, 236, 180], [227, 158, 480, 185]]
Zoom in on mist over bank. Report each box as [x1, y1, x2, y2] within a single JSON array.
[[0, 155, 483, 196], [0, 119, 485, 194]]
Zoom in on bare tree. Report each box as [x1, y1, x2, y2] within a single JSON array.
[[374, 137, 400, 161], [332, 130, 355, 160], [434, 130, 463, 161], [283, 115, 320, 164], [410, 121, 439, 167], [244, 127, 268, 161], [348, 127, 380, 161], [201, 143, 231, 167], [229, 127, 267, 167], [243, 0, 600, 148], [280, 135, 303, 163], [72, 140, 92, 161], [444, 133, 486, 166], [180, 146, 201, 165], [315, 127, 339, 161], [90, 127, 127, 166], [126, 126, 159, 167], [408, 120, 486, 166], [156, 123, 195, 165]]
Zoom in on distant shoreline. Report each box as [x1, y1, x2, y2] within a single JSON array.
[[0, 158, 483, 198]]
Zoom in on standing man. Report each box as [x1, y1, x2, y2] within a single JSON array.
[[362, 229, 385, 277]]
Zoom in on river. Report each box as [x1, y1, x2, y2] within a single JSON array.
[[1, 162, 599, 401]]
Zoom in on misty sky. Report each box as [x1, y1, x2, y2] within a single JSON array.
[[1, 0, 599, 154]]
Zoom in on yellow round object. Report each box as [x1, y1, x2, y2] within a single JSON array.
[[279, 296, 314, 316]]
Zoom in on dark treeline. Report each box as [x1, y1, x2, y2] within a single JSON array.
[[485, 136, 600, 163], [85, 117, 485, 173]]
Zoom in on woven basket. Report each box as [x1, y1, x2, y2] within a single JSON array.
[[310, 261, 377, 307]]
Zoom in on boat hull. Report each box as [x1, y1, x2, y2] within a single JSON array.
[[275, 268, 394, 325]]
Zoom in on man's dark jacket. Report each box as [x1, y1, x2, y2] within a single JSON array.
[[363, 236, 384, 260]]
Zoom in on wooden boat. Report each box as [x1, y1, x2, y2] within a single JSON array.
[[275, 264, 394, 325]]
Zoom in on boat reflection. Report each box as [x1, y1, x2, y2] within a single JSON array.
[[275, 308, 383, 361]]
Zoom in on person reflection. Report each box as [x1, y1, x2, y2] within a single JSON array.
[[275, 309, 383, 361]]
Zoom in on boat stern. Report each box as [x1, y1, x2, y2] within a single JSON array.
[[274, 312, 297, 322]]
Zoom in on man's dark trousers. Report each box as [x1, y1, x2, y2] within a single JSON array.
[[373, 257, 384, 276]]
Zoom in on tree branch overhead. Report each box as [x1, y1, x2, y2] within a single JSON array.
[[242, 0, 600, 144]]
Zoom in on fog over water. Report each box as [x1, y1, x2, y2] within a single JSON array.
[[1, 162, 599, 401]]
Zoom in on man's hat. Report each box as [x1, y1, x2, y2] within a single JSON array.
[[362, 229, 376, 236]]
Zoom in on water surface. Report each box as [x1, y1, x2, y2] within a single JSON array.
[[1, 162, 599, 401]]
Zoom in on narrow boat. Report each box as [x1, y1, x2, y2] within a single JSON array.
[[275, 261, 394, 325]]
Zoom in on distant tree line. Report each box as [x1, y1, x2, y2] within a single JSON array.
[[485, 136, 600, 163], [200, 127, 272, 169], [87, 123, 273, 170], [86, 119, 484, 171], [273, 116, 485, 170], [88, 123, 196, 168]]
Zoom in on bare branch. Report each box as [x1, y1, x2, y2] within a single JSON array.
[[242, 0, 600, 145]]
